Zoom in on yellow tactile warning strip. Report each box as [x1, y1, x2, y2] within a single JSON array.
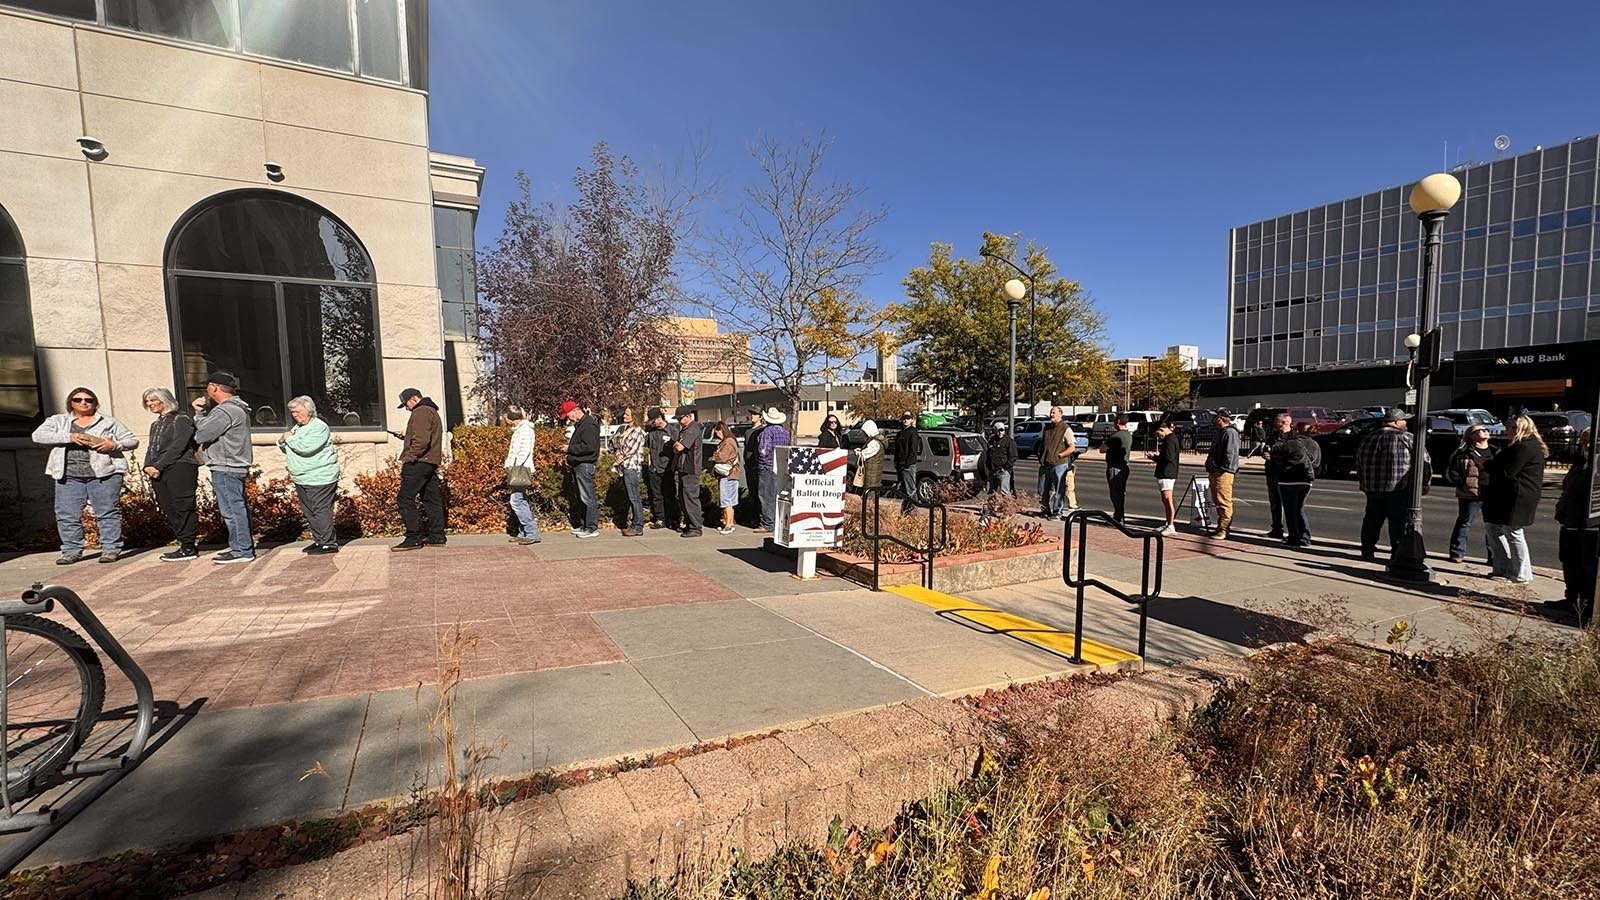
[[885, 584, 1143, 671]]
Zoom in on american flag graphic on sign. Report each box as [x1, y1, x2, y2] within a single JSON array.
[[786, 448, 849, 543]]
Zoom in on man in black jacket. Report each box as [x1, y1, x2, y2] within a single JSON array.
[[987, 422, 1017, 496], [672, 406, 704, 537], [741, 406, 765, 527], [894, 412, 921, 512], [1148, 421, 1181, 533], [1263, 411, 1294, 539], [643, 408, 677, 529], [561, 400, 601, 537]]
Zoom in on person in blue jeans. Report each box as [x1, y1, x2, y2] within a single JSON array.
[[32, 387, 139, 565], [192, 372, 256, 563], [756, 408, 791, 528], [503, 405, 541, 544], [560, 400, 601, 537], [1445, 426, 1493, 563]]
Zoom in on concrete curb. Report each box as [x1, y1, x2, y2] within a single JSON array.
[[183, 652, 1261, 900]]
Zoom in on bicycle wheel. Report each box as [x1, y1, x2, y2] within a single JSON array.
[[3, 614, 105, 794]]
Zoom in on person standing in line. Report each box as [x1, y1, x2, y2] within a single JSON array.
[[1482, 415, 1547, 584], [643, 408, 678, 530], [1148, 420, 1181, 533], [741, 406, 766, 528], [1262, 411, 1294, 539], [501, 405, 541, 545], [33, 387, 139, 565], [391, 387, 446, 551], [192, 372, 255, 563], [1445, 425, 1495, 563], [612, 407, 647, 536], [987, 421, 1017, 496], [893, 411, 921, 513], [818, 414, 845, 449], [1038, 407, 1074, 516], [140, 387, 200, 561], [1205, 408, 1240, 540], [1553, 428, 1595, 621], [672, 406, 705, 537], [711, 421, 742, 534], [560, 399, 601, 538], [756, 408, 791, 528], [1099, 415, 1133, 524], [277, 396, 341, 555], [1275, 423, 1321, 548], [1355, 407, 1413, 561], [856, 419, 886, 495]]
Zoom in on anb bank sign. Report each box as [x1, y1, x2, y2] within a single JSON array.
[[1492, 352, 1568, 366]]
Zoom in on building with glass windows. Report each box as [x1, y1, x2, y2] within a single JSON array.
[[1201, 134, 1600, 413], [0, 1, 483, 536]]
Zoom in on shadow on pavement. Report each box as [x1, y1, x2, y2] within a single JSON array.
[[716, 545, 796, 575], [1147, 595, 1316, 649]]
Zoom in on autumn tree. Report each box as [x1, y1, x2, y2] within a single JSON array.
[[1130, 351, 1193, 410], [1057, 347, 1116, 408], [844, 386, 922, 422], [476, 143, 697, 416], [890, 233, 1108, 415], [695, 133, 886, 417]]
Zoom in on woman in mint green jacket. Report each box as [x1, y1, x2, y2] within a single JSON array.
[[278, 396, 341, 554]]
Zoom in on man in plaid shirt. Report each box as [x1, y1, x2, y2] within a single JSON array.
[[1357, 407, 1414, 560]]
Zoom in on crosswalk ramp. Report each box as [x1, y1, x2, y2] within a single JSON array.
[[884, 584, 1143, 672]]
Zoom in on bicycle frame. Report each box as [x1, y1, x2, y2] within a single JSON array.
[[1, 583, 155, 865]]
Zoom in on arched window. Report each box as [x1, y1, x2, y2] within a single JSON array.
[[166, 191, 382, 428], [0, 203, 41, 434]]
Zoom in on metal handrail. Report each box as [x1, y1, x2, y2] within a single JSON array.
[[1060, 510, 1165, 660], [858, 485, 947, 590]]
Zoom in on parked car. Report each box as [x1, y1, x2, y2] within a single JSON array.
[[1242, 406, 1345, 438], [1012, 418, 1047, 457], [1528, 410, 1592, 460], [1313, 415, 1455, 480], [1159, 410, 1207, 450], [842, 424, 984, 501], [1088, 410, 1164, 449], [1428, 408, 1504, 437]]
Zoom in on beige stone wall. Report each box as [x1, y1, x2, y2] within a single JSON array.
[[0, 9, 449, 517]]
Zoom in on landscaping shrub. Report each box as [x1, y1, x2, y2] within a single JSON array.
[[838, 494, 1047, 563]]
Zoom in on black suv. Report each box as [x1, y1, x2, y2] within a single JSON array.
[[1528, 411, 1592, 460]]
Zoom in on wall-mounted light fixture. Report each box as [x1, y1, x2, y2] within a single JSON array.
[[264, 161, 285, 182], [76, 136, 108, 161]]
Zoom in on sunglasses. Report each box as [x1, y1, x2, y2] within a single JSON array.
[[70, 397, 97, 404]]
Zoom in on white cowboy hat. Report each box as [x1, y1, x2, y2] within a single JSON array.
[[762, 407, 787, 425]]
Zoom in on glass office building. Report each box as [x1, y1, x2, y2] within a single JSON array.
[[1228, 134, 1600, 375]]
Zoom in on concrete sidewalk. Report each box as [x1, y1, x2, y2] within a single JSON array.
[[2, 515, 1580, 870]]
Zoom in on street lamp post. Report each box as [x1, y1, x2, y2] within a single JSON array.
[[1389, 173, 1461, 583], [980, 248, 1035, 433]]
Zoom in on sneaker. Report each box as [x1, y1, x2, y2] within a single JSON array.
[[514, 536, 541, 545], [213, 551, 254, 564], [391, 540, 425, 552], [718, 525, 735, 535], [1266, 530, 1284, 540], [1212, 530, 1229, 541], [305, 544, 339, 555], [623, 528, 644, 537], [160, 547, 199, 562], [681, 530, 703, 538], [1159, 524, 1177, 535], [98, 551, 120, 564], [423, 537, 447, 547], [55, 554, 81, 566], [1448, 555, 1464, 563], [573, 529, 598, 539]]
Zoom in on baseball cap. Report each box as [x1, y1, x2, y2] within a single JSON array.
[[206, 370, 239, 390], [396, 387, 421, 408], [675, 405, 696, 419], [994, 421, 1008, 430], [1212, 407, 1233, 419], [558, 400, 580, 418]]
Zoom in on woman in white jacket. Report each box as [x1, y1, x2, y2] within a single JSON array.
[[503, 405, 540, 544], [31, 386, 139, 565]]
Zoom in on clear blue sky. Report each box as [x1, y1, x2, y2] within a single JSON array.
[[428, 0, 1600, 362]]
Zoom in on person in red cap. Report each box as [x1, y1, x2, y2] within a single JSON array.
[[561, 400, 601, 537]]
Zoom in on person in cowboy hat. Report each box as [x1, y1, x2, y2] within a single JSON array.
[[755, 407, 791, 530]]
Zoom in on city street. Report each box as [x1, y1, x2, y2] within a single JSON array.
[[1013, 454, 1568, 566]]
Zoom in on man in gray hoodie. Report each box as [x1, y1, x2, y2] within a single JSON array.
[[191, 371, 255, 563]]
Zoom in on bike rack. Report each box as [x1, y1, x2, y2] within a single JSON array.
[[1061, 510, 1165, 661], [858, 486, 947, 591], [0, 583, 156, 871]]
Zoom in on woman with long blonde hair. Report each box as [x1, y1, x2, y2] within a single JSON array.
[[1482, 415, 1548, 584]]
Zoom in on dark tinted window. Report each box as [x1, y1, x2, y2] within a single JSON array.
[[0, 204, 41, 433], [1529, 414, 1568, 427], [926, 436, 951, 457], [958, 436, 984, 454], [106, 0, 234, 47], [3, 0, 95, 19], [172, 193, 374, 282]]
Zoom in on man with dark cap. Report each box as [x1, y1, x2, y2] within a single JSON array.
[[191, 371, 255, 563], [1205, 408, 1240, 539], [561, 399, 601, 537], [643, 407, 677, 529], [741, 406, 765, 527], [894, 411, 921, 513], [1357, 407, 1414, 561], [671, 406, 704, 537], [392, 387, 445, 551]]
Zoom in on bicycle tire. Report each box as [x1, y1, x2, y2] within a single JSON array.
[[3, 613, 106, 794]]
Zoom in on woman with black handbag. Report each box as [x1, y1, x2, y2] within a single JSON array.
[[503, 405, 540, 544]]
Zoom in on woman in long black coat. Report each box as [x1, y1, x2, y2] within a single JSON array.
[[1482, 415, 1547, 584]]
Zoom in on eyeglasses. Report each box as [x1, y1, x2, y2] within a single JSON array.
[[70, 397, 96, 404]]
